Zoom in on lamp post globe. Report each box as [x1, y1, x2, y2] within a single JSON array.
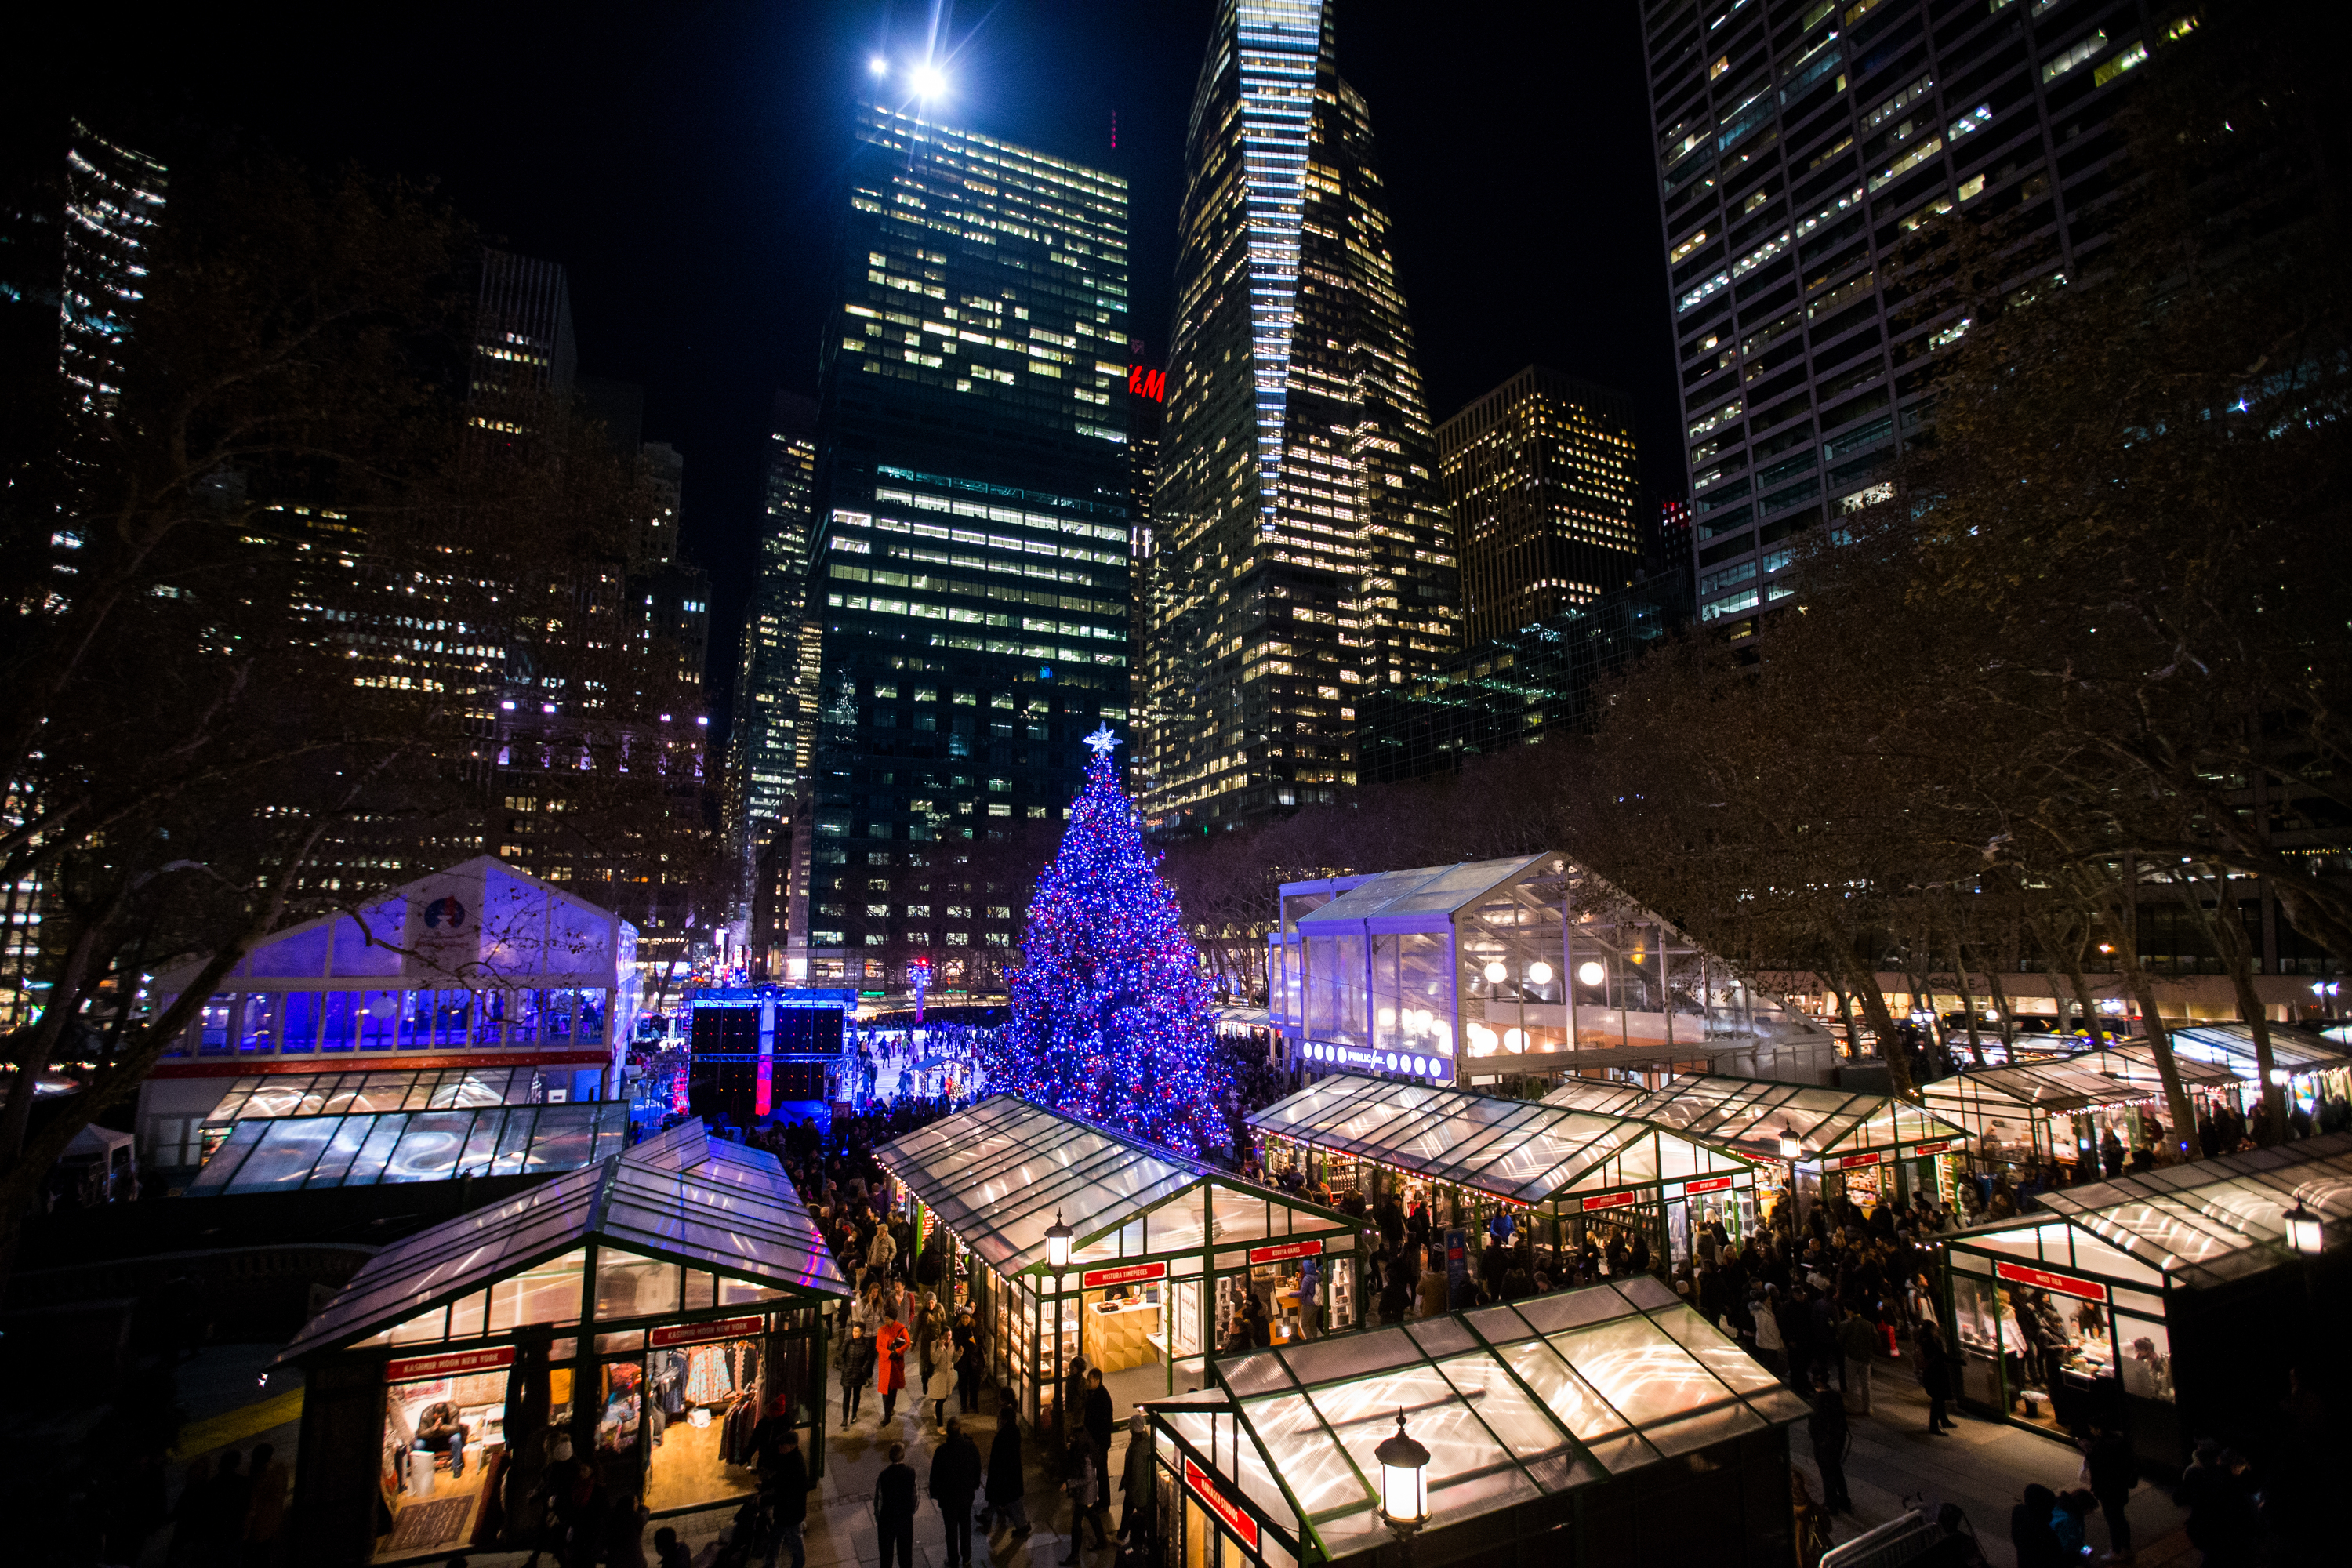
[[1045, 1210, 1074, 1271], [2283, 1201, 2323, 1258], [1374, 1409, 1431, 1533]]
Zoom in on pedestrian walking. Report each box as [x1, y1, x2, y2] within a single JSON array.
[[2082, 1421, 2135, 1562], [1118, 1411, 1156, 1545], [755, 1406, 809, 1568], [1807, 1388, 1852, 1515], [986, 1404, 1032, 1538], [929, 1417, 983, 1568], [2011, 1483, 2065, 1568], [875, 1443, 918, 1568], [1059, 1442, 1110, 1564], [1915, 1322, 1956, 1434], [1836, 1302, 1878, 1414], [1083, 1369, 1115, 1497], [604, 1490, 649, 1568], [876, 1312, 911, 1425], [838, 1323, 877, 1424], [927, 1330, 956, 1429]]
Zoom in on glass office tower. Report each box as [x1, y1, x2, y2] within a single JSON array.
[[1645, 0, 2189, 633], [1142, 0, 1458, 829], [804, 104, 1133, 980]]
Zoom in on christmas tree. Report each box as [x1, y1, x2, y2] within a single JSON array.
[[992, 726, 1236, 1158]]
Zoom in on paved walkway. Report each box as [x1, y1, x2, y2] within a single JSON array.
[[1791, 1366, 2189, 1568]]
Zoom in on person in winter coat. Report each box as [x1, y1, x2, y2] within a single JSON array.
[[875, 1313, 912, 1425], [867, 1225, 898, 1286], [1059, 1439, 1110, 1564], [986, 1404, 1032, 1537], [604, 1489, 650, 1568], [928, 1418, 984, 1568], [1807, 1388, 1852, 1514], [956, 1336, 983, 1414], [758, 1420, 810, 1568], [875, 1443, 918, 1568], [926, 1333, 956, 1428], [1118, 1410, 1156, 1545], [1915, 1321, 1956, 1434], [839, 1323, 877, 1424], [1415, 1258, 1448, 1319], [2010, 1483, 2065, 1568], [1752, 1287, 1787, 1377], [1836, 1303, 1880, 1414], [2051, 1490, 2096, 1560]]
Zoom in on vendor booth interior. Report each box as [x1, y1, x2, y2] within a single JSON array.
[[278, 1120, 848, 1566], [1145, 1275, 1806, 1568], [1936, 1130, 2351, 1464], [1269, 854, 1838, 1089], [1571, 1075, 1973, 1214], [1247, 1073, 1761, 1277], [876, 1097, 1359, 1428], [1920, 1050, 2238, 1184]]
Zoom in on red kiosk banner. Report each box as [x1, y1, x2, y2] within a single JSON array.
[[387, 1347, 514, 1382], [1581, 1191, 1639, 1213], [1185, 1457, 1261, 1550], [1080, 1262, 1168, 1290], [1994, 1261, 2108, 1303], [1685, 1176, 1736, 1196], [1245, 1239, 1326, 1265], [652, 1316, 766, 1348]]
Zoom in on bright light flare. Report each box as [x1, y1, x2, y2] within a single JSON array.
[[868, 56, 889, 77], [911, 63, 947, 97]]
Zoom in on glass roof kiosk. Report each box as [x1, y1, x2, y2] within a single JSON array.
[[1247, 1073, 1759, 1284], [876, 1098, 1361, 1434], [1143, 1276, 1809, 1568], [2165, 1022, 2352, 1123], [1920, 1050, 2240, 1189], [275, 1120, 849, 1565], [1936, 1130, 2350, 1467]]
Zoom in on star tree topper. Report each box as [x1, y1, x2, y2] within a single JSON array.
[[1083, 724, 1120, 757]]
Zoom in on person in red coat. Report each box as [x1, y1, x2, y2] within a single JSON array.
[[875, 1312, 911, 1425]]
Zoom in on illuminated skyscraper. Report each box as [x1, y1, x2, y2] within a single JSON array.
[[801, 102, 1133, 982], [1144, 0, 1457, 828], [59, 119, 166, 410], [1439, 368, 1642, 646], [732, 392, 819, 841]]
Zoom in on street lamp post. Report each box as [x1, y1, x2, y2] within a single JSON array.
[[2284, 1200, 2323, 1305], [1374, 1409, 1431, 1568], [1778, 1126, 1806, 1240], [1046, 1210, 1074, 1423]]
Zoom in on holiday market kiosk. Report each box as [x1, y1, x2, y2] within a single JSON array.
[[1935, 1129, 2352, 1465], [1143, 1275, 1807, 1568], [278, 1120, 848, 1566], [1247, 1073, 1761, 1276], [1918, 1048, 2238, 1184], [1568, 1075, 1974, 1215], [874, 1096, 1361, 1429], [2165, 1022, 2352, 1112]]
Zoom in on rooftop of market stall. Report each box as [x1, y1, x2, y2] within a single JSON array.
[[1146, 1274, 1807, 1568], [2163, 1022, 2352, 1080], [189, 1099, 634, 1196], [1919, 1050, 2239, 1167], [1564, 1074, 1971, 1167], [1247, 1073, 1758, 1224]]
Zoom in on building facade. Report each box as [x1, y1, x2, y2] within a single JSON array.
[[800, 103, 1134, 986], [1439, 366, 1642, 646], [1645, 0, 2185, 632], [59, 119, 167, 410], [1142, 0, 1458, 830]]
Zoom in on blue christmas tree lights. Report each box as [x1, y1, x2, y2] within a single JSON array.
[[989, 726, 1237, 1158]]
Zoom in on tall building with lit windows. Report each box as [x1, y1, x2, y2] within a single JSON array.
[[1646, 0, 2194, 634], [468, 248, 576, 434], [800, 101, 1133, 982], [59, 121, 168, 410], [1439, 368, 1642, 646], [1142, 0, 1457, 830]]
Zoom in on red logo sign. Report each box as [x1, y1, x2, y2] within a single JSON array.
[[387, 1346, 514, 1382], [651, 1316, 765, 1348], [1081, 1262, 1168, 1290], [1913, 1141, 1954, 1157], [1127, 365, 1166, 403], [1246, 1239, 1326, 1265], [1185, 1457, 1259, 1550], [1686, 1176, 1736, 1196], [1994, 1261, 2107, 1303], [1838, 1152, 1882, 1170], [1581, 1191, 1639, 1213]]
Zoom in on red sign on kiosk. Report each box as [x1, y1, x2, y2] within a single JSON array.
[[1994, 1261, 2108, 1303], [1581, 1191, 1639, 1213], [1081, 1261, 1168, 1290], [1912, 1141, 1955, 1156], [1246, 1239, 1326, 1265], [1185, 1456, 1260, 1549], [1838, 1152, 1882, 1170], [387, 1347, 514, 1382], [651, 1316, 765, 1348], [1685, 1176, 1736, 1196]]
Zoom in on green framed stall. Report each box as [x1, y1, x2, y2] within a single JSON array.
[[1920, 1048, 2238, 1183], [1571, 1074, 1974, 1216], [278, 1120, 849, 1566], [1144, 1276, 1807, 1568], [875, 1097, 1362, 1432], [1247, 1073, 1760, 1276], [1937, 1130, 2352, 1467]]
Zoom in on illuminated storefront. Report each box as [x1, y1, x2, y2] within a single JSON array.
[[876, 1098, 1360, 1428], [1922, 1047, 2237, 1181], [1145, 1276, 1806, 1568], [1936, 1131, 2350, 1464], [278, 1121, 846, 1566], [1249, 1074, 1760, 1275]]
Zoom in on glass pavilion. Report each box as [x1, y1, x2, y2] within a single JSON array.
[[1145, 1276, 1806, 1568], [1577, 1076, 1974, 1214], [1938, 1130, 2351, 1464], [1247, 1075, 1759, 1274], [1271, 853, 1837, 1089], [2165, 1022, 2352, 1109], [876, 1098, 1360, 1426], [187, 1099, 633, 1196], [278, 1120, 848, 1563], [1920, 1049, 2238, 1184]]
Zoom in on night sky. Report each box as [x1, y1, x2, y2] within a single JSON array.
[[31, 1, 1677, 731]]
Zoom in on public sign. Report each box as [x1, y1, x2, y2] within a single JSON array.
[[1185, 1457, 1260, 1549], [387, 1346, 514, 1382], [1081, 1261, 1168, 1290], [1912, 1141, 1955, 1156], [651, 1316, 766, 1348], [1994, 1260, 2108, 1302], [1245, 1239, 1325, 1265], [1686, 1175, 1736, 1196], [1580, 1190, 1639, 1212], [1838, 1152, 1882, 1169]]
